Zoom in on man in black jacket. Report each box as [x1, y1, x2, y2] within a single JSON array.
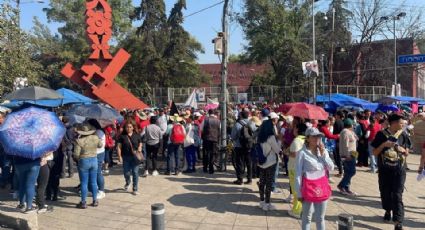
[[201, 110, 221, 174], [333, 111, 344, 177]]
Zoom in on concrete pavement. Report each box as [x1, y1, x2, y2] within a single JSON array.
[[8, 154, 425, 229]]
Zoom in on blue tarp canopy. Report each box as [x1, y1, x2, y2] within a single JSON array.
[[375, 96, 425, 105], [1, 88, 95, 108], [314, 93, 379, 112]]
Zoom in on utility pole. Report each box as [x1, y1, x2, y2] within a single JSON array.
[[312, 0, 318, 105], [321, 54, 325, 95], [329, 7, 335, 102], [220, 0, 229, 150]]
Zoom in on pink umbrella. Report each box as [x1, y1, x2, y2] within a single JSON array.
[[286, 103, 329, 120], [204, 103, 219, 111]]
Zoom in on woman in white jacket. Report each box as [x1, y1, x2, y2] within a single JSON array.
[[257, 119, 281, 211]]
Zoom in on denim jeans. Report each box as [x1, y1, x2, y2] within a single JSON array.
[[15, 161, 40, 209], [368, 143, 377, 171], [167, 144, 181, 173], [97, 152, 105, 191], [338, 157, 357, 190], [123, 156, 140, 191], [184, 145, 197, 171], [78, 157, 98, 203], [302, 200, 328, 230]]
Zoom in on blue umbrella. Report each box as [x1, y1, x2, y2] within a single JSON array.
[[0, 107, 66, 159], [66, 104, 122, 127]]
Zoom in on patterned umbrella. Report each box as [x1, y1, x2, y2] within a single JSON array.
[[0, 107, 66, 159], [66, 104, 122, 128]]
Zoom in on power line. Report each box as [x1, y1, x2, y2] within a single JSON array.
[[184, 1, 224, 19]]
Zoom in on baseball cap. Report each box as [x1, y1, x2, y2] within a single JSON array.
[[269, 112, 279, 120], [261, 108, 270, 117], [305, 127, 324, 137]]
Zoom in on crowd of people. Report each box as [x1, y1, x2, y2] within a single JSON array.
[[0, 102, 424, 230]]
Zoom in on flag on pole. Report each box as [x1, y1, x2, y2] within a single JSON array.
[[184, 89, 198, 109]]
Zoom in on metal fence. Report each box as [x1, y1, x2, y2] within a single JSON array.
[[148, 85, 401, 106]]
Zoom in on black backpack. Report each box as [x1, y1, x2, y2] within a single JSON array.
[[239, 121, 254, 149]]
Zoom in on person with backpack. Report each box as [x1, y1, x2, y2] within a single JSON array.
[[256, 119, 281, 211], [231, 110, 256, 185], [166, 114, 186, 175], [371, 114, 411, 230]]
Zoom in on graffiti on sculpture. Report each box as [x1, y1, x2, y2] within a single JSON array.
[[61, 0, 147, 110]]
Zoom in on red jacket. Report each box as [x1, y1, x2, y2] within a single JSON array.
[[320, 126, 339, 140]]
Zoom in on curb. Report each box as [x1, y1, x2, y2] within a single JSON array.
[[0, 206, 38, 230]]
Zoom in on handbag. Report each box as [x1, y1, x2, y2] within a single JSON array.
[[127, 136, 144, 164], [301, 171, 332, 203]]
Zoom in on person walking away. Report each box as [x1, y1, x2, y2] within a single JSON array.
[[355, 113, 369, 167], [143, 116, 162, 176], [46, 149, 64, 202], [103, 124, 116, 174], [36, 152, 54, 213], [156, 109, 168, 157], [337, 118, 358, 196], [117, 120, 143, 194], [333, 111, 344, 177], [88, 119, 106, 200], [231, 110, 255, 185], [15, 155, 42, 213], [257, 119, 281, 211], [201, 110, 221, 174], [183, 116, 200, 173], [269, 112, 282, 194], [73, 123, 103, 208], [62, 119, 76, 178], [371, 114, 411, 230], [287, 123, 307, 219], [0, 112, 12, 189], [166, 115, 186, 175], [249, 114, 262, 179], [366, 113, 382, 173], [295, 128, 334, 230]]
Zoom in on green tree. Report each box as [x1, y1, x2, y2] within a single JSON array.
[[238, 0, 311, 101], [0, 1, 43, 96]]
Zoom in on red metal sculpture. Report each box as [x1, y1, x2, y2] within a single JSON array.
[[61, 0, 148, 110]]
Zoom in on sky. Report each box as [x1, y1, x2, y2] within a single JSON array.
[[7, 0, 425, 64]]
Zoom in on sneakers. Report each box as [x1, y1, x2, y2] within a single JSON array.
[[271, 189, 282, 194], [262, 203, 277, 211], [244, 180, 252, 185], [233, 180, 243, 185], [173, 171, 180, 176], [132, 191, 140, 196], [142, 170, 149, 177], [345, 190, 358, 196], [283, 194, 293, 203], [394, 223, 403, 230], [152, 170, 159, 176], [384, 211, 391, 223], [97, 191, 106, 200], [92, 201, 99, 207], [16, 203, 26, 212], [124, 184, 129, 192], [37, 205, 53, 214], [259, 201, 266, 209], [76, 202, 87, 209], [288, 210, 301, 219], [24, 207, 38, 214], [337, 185, 348, 195]]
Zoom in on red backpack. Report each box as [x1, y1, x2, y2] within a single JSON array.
[[170, 124, 185, 144]]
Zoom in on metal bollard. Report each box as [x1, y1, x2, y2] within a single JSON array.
[[151, 203, 165, 230], [337, 214, 354, 230]]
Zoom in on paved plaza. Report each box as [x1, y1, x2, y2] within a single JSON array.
[[1, 155, 424, 230]]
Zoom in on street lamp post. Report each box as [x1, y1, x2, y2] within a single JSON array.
[[381, 12, 406, 88], [312, 0, 319, 105]]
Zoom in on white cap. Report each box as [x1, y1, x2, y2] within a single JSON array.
[[305, 127, 324, 137], [194, 112, 202, 117], [269, 112, 279, 119]]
